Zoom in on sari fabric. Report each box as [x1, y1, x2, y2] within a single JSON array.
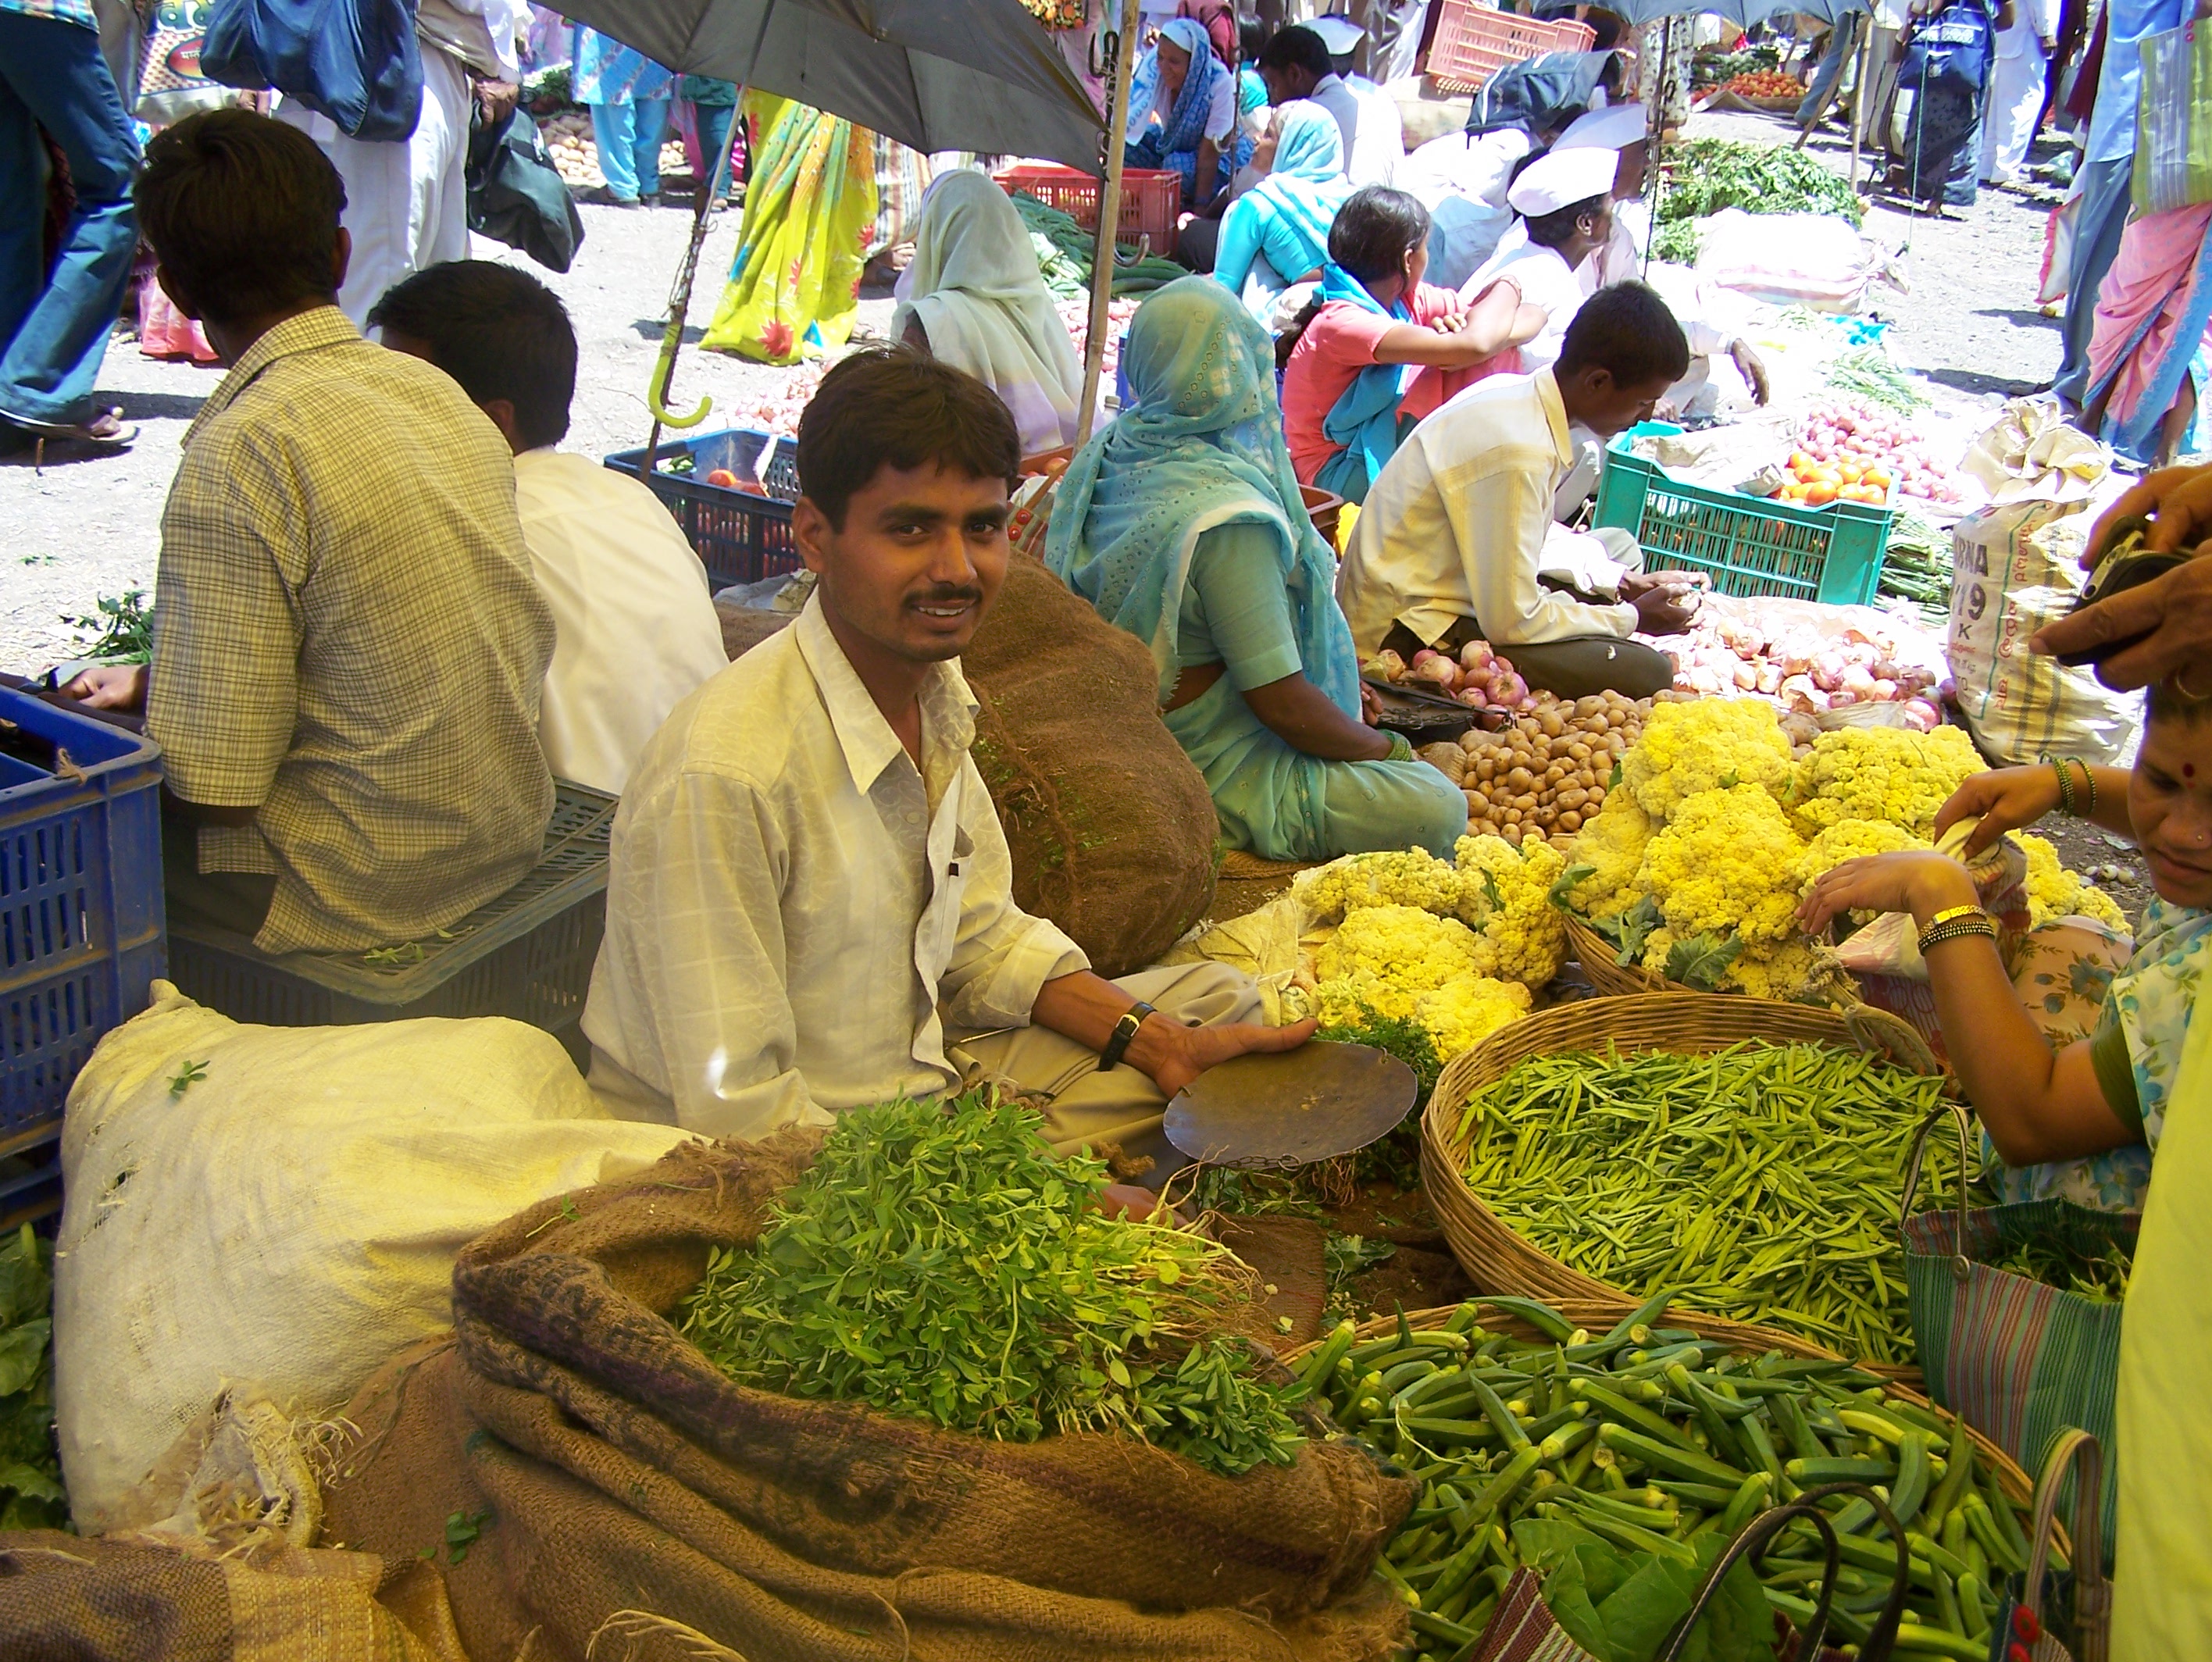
[[1313, 260, 1414, 505], [1212, 100, 1353, 318], [892, 170, 1085, 453], [702, 94, 877, 366], [1130, 18, 1247, 202], [2086, 201, 2212, 465]]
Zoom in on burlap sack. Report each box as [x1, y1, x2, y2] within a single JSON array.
[[961, 552, 1221, 979], [320, 1133, 1414, 1662]]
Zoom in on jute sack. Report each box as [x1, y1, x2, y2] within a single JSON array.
[[961, 549, 1220, 979], [320, 1132, 1414, 1662]]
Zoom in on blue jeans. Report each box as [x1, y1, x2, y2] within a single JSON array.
[[691, 100, 737, 198], [0, 12, 140, 428], [589, 98, 671, 202]]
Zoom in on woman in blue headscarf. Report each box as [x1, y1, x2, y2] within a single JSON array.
[[1046, 277, 1468, 863], [1128, 18, 1246, 209], [1211, 100, 1354, 321]]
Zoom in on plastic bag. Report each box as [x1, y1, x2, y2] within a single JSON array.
[[1693, 207, 1907, 312]]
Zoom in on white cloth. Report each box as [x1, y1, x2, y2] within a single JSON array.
[[892, 170, 1086, 454], [511, 449, 728, 797], [279, 43, 471, 330], [1979, 30, 2050, 182], [1404, 130, 1529, 287], [1336, 366, 1640, 655], [1463, 238, 1584, 369], [1555, 104, 1645, 151], [580, 594, 1089, 1139], [1345, 73, 1404, 187], [415, 0, 524, 77], [1308, 14, 1366, 55]]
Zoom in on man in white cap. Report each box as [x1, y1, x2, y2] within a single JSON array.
[[1458, 144, 1617, 371], [1308, 13, 1403, 187], [1554, 103, 1770, 418]]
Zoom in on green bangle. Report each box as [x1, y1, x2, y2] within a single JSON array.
[[2071, 758, 2097, 817], [1384, 729, 1416, 764], [2046, 754, 2077, 817]]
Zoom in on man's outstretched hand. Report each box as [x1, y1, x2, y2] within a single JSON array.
[[2032, 552, 2212, 692], [1127, 1015, 1318, 1103]]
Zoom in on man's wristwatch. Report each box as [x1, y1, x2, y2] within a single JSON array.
[[1099, 1002, 1158, 1072]]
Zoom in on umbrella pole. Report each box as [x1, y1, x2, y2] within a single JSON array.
[[1076, 0, 1142, 447], [1847, 16, 1873, 187]]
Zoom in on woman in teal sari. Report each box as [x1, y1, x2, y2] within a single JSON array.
[[1211, 99, 1353, 321], [1046, 277, 1468, 863]]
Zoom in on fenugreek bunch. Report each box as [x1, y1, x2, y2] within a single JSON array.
[[680, 1093, 1306, 1475]]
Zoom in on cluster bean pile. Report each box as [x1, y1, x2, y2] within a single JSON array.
[[1457, 1043, 1960, 1362], [681, 1095, 1306, 1475], [1310, 1296, 2042, 1662]]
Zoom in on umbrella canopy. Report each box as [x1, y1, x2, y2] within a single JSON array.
[[1600, 0, 1867, 22], [553, 0, 1108, 172]]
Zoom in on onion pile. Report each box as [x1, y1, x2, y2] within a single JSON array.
[[1794, 398, 1963, 505], [1056, 298, 1137, 385], [1362, 642, 1536, 712], [1646, 608, 1946, 730], [1415, 693, 1654, 849]]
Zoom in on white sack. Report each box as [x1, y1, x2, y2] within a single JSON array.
[[1693, 208, 1906, 313], [55, 983, 691, 1532]]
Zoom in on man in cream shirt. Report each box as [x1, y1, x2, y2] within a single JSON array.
[[582, 350, 1304, 1164], [371, 260, 729, 796]]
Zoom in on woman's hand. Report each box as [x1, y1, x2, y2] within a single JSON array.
[[1796, 851, 1978, 935], [1930, 764, 2063, 857]]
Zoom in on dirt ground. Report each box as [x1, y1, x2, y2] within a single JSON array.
[[0, 104, 2075, 673]]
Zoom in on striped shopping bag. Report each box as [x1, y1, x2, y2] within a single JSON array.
[[2132, 18, 2212, 214], [1901, 1111, 2132, 1571]]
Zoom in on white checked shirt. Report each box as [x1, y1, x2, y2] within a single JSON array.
[[581, 593, 1089, 1140]]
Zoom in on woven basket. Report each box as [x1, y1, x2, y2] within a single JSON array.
[[1419, 992, 1943, 1370], [1282, 1304, 2054, 1550], [1219, 851, 1317, 882], [1563, 913, 1665, 997]]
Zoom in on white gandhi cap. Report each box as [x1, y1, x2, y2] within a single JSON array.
[[1506, 145, 1619, 216], [1307, 14, 1366, 52], [1554, 104, 1647, 152]]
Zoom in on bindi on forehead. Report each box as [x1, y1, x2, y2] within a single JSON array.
[[2188, 763, 2198, 780]]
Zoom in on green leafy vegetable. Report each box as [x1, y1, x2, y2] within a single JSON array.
[[62, 590, 152, 665], [0, 1227, 64, 1530], [1654, 138, 1863, 262], [1590, 894, 1664, 965], [681, 1094, 1306, 1475], [1664, 932, 1746, 992]]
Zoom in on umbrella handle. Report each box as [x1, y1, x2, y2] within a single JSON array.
[[648, 316, 712, 430]]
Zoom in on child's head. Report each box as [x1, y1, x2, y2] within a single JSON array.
[[2132, 681, 2212, 908], [1328, 186, 1432, 294]]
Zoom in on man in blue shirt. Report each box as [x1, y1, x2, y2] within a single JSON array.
[[0, 0, 140, 448], [2052, 0, 2200, 408]]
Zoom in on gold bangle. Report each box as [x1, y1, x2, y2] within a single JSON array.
[[1925, 904, 1987, 929], [1918, 914, 1999, 954]]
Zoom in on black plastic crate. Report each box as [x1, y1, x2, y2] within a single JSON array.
[[605, 427, 803, 589]]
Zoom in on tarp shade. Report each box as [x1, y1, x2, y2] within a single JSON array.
[[551, 0, 1108, 173]]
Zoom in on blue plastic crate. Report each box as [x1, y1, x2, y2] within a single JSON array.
[[605, 427, 802, 590], [0, 687, 166, 1225]]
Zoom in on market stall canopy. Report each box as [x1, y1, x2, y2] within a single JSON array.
[[1600, 0, 1868, 22], [552, 0, 1107, 172]]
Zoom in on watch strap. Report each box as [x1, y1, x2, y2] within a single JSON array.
[[1100, 1001, 1157, 1072]]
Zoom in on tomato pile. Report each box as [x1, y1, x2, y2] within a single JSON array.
[[1719, 69, 1803, 98], [1782, 398, 1963, 507]]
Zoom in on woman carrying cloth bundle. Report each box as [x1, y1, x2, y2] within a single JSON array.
[[892, 170, 1086, 455], [1128, 17, 1247, 209], [702, 95, 876, 366], [1208, 99, 1353, 321], [1047, 277, 1467, 863]]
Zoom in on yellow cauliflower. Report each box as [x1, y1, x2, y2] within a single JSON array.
[[1788, 726, 1984, 837], [1795, 819, 1932, 886], [1562, 793, 1654, 919], [1297, 848, 1468, 924], [1636, 786, 1807, 945], [2017, 833, 2132, 933], [1311, 903, 1535, 1057], [1621, 698, 1795, 822], [1722, 938, 1853, 1005], [1456, 833, 1568, 986]]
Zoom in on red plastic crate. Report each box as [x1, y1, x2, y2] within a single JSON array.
[[1423, 0, 1598, 93], [997, 164, 1182, 257]]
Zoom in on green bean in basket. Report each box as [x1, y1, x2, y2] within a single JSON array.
[[1456, 1043, 1963, 1364], [1312, 1296, 2044, 1662]]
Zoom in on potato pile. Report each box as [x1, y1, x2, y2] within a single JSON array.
[[1416, 690, 1657, 850]]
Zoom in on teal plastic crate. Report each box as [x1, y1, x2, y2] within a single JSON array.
[[1592, 434, 1893, 606]]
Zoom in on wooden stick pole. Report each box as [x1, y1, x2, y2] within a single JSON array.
[[1076, 0, 1143, 446], [1848, 12, 1874, 188]]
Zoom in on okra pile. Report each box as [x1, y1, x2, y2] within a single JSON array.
[[1307, 1295, 2039, 1662], [680, 1094, 1307, 1476], [1457, 1043, 1961, 1363]]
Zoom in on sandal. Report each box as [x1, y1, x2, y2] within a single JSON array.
[[2, 407, 139, 448]]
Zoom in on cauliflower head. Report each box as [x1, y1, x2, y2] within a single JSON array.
[[1621, 698, 1794, 822], [2017, 833, 2132, 933], [1297, 848, 1472, 925], [1636, 785, 1807, 945], [1795, 819, 1932, 887], [1789, 726, 1983, 837], [1562, 792, 1654, 918], [1316, 903, 1500, 989], [1722, 938, 1853, 1005], [1456, 833, 1569, 985], [1311, 961, 1529, 1059]]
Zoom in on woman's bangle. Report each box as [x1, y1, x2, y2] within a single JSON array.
[[1918, 906, 1999, 954], [2046, 754, 2076, 816], [2075, 759, 2097, 817], [1383, 729, 1416, 764]]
